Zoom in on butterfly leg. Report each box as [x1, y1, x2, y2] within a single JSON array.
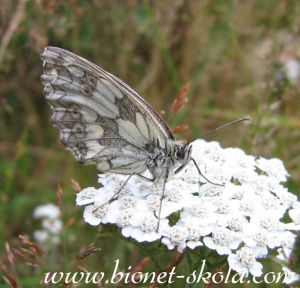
[[135, 173, 164, 230], [156, 177, 167, 231], [135, 173, 155, 182], [97, 175, 133, 209], [191, 158, 224, 186]]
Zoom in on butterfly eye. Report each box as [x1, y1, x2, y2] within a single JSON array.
[[176, 148, 185, 160]]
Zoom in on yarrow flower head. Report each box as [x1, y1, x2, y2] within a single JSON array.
[[76, 139, 300, 278], [33, 203, 62, 246]]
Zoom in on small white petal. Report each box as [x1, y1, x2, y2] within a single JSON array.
[[121, 226, 133, 238], [249, 261, 263, 277]]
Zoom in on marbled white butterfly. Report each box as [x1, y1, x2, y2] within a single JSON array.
[[40, 47, 196, 180], [41, 47, 247, 227]]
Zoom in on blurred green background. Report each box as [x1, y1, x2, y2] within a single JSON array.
[[1, 0, 300, 287]]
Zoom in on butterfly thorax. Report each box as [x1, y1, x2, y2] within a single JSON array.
[[146, 140, 192, 180]]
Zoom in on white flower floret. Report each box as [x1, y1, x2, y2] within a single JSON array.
[[259, 216, 281, 232], [165, 180, 191, 203], [33, 230, 50, 243], [170, 225, 187, 245], [277, 189, 298, 208], [140, 214, 158, 233], [199, 183, 225, 198], [260, 193, 286, 216], [203, 227, 240, 255], [119, 195, 136, 209], [214, 197, 237, 215], [33, 203, 61, 219], [76, 187, 98, 205], [238, 189, 263, 216], [42, 218, 62, 234], [282, 267, 300, 285], [146, 194, 161, 211], [83, 202, 109, 226], [117, 209, 134, 227], [77, 186, 116, 207], [185, 223, 203, 249], [225, 215, 247, 237], [181, 200, 217, 224], [161, 225, 188, 252], [244, 229, 270, 257], [279, 231, 297, 257], [256, 157, 289, 182], [228, 247, 263, 277], [33, 203, 62, 245], [122, 214, 166, 242], [224, 147, 256, 171]]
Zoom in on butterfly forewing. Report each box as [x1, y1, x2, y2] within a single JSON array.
[[41, 47, 173, 175]]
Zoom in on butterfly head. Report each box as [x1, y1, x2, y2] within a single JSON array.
[[172, 142, 192, 174]]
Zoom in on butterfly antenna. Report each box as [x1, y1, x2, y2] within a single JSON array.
[[202, 116, 251, 137]]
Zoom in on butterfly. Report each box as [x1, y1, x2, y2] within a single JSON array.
[[41, 47, 236, 227]]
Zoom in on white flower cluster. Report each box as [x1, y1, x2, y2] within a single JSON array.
[[76, 140, 300, 279], [33, 203, 62, 245]]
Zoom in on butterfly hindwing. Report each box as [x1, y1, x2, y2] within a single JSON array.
[[41, 47, 173, 174]]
